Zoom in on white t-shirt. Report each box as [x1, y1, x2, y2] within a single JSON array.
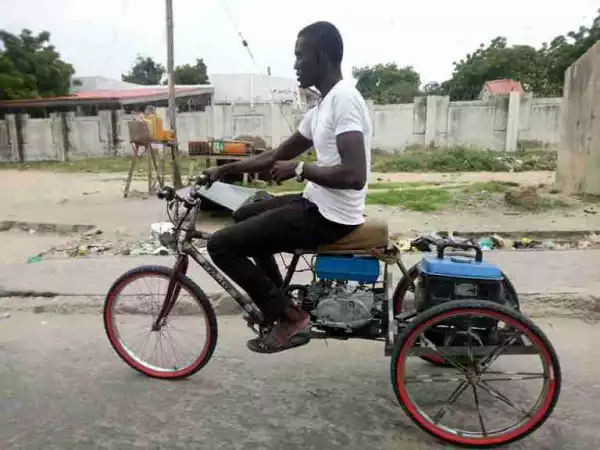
[[298, 80, 372, 226]]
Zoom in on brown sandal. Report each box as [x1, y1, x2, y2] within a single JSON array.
[[246, 306, 311, 354]]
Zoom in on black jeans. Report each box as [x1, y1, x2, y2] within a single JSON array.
[[207, 194, 356, 322]]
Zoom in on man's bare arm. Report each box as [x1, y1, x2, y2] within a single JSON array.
[[216, 132, 312, 176], [302, 131, 366, 190]]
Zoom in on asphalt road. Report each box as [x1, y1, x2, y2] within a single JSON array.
[[1, 313, 599, 450]]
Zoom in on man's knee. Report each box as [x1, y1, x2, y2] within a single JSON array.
[[206, 230, 229, 259], [231, 206, 248, 223]]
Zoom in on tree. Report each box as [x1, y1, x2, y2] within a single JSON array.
[[422, 81, 447, 96], [0, 29, 75, 100], [540, 9, 600, 96], [169, 58, 209, 85], [444, 9, 600, 99], [122, 56, 165, 85], [444, 37, 545, 100], [352, 63, 421, 104]]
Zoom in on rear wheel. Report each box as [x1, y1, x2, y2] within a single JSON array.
[[393, 263, 519, 367], [391, 300, 561, 448], [104, 265, 218, 379]]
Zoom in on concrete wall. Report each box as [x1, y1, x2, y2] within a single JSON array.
[[2, 95, 563, 162], [0, 120, 10, 161], [370, 95, 560, 152], [21, 116, 63, 161], [556, 41, 600, 195]]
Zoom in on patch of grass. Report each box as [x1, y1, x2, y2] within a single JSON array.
[[371, 147, 557, 173], [580, 194, 600, 203], [461, 181, 519, 194], [368, 181, 435, 190], [0, 156, 206, 175], [367, 188, 452, 211]]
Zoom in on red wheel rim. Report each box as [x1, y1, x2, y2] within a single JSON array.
[[395, 308, 557, 446], [105, 271, 212, 378]]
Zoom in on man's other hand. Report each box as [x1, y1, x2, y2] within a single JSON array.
[[271, 161, 298, 184]]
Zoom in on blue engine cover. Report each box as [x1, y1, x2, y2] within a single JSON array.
[[419, 255, 502, 281], [315, 255, 380, 283]]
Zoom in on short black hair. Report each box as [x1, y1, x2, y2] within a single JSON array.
[[298, 21, 343, 66]]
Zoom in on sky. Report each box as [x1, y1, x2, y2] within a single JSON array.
[[1, 0, 599, 86]]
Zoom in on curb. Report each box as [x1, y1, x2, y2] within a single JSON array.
[[0, 290, 241, 316], [0, 290, 598, 320], [0, 220, 96, 235]]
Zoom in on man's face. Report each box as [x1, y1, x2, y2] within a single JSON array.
[[294, 36, 320, 89]]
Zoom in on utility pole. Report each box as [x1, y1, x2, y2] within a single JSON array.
[[166, 0, 183, 188]]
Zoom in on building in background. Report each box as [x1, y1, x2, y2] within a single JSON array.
[[479, 79, 525, 101]]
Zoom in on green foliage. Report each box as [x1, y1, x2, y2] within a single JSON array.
[[367, 188, 452, 211], [170, 58, 209, 85], [352, 63, 421, 104], [445, 37, 546, 100], [122, 56, 165, 85], [371, 147, 557, 173], [444, 9, 600, 99], [0, 29, 75, 100]]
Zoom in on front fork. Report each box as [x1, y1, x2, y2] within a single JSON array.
[[151, 254, 189, 331]]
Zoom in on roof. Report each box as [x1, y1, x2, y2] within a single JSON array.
[[72, 76, 140, 93], [209, 73, 300, 104], [0, 85, 214, 109], [483, 79, 525, 95]]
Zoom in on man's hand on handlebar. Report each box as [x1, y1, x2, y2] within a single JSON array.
[[203, 166, 226, 183]]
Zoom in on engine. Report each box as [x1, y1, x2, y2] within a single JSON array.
[[300, 280, 386, 334]]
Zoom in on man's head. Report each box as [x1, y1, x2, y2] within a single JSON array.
[[294, 21, 343, 89]]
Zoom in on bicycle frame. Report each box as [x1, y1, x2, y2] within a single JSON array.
[[152, 183, 400, 346]]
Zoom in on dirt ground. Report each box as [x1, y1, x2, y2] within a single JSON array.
[[1, 169, 600, 264]]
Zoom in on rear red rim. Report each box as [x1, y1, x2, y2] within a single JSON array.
[[105, 271, 212, 379], [394, 308, 557, 446]]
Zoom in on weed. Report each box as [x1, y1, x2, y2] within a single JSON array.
[[367, 188, 452, 211]]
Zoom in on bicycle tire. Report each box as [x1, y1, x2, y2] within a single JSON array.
[[103, 265, 219, 380], [390, 299, 561, 448]]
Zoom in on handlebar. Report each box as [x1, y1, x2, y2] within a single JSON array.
[[156, 173, 213, 202]]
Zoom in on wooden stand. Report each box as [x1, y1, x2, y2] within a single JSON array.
[[123, 119, 180, 198], [123, 140, 173, 198]]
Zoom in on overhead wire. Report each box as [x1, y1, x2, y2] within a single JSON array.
[[220, 0, 296, 133]]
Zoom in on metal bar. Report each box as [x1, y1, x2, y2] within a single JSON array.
[[282, 254, 300, 290], [385, 264, 396, 355], [187, 245, 264, 323], [408, 346, 540, 357], [165, 0, 182, 188]]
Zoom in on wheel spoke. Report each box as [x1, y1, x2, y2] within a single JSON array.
[[421, 335, 469, 374], [471, 384, 487, 436], [466, 316, 475, 366], [478, 380, 532, 417], [481, 371, 546, 382], [478, 335, 519, 372], [432, 381, 470, 424], [405, 374, 465, 384]]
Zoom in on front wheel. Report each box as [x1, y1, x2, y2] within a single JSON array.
[[391, 300, 561, 448], [104, 265, 218, 379]]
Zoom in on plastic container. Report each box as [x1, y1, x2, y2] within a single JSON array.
[[315, 255, 380, 283]]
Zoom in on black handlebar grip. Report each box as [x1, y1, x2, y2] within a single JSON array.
[[437, 242, 483, 262], [157, 186, 175, 201]]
